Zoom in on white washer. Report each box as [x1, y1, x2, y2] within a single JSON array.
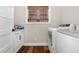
[[48, 24, 75, 53]]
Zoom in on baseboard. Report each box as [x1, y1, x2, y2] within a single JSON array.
[[23, 42, 48, 46]]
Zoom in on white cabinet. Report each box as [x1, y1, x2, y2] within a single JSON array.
[[0, 6, 14, 19], [55, 32, 79, 53], [0, 6, 14, 31], [12, 30, 24, 53], [0, 33, 12, 53], [0, 7, 14, 53]]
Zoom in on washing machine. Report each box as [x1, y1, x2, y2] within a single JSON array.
[[48, 24, 75, 53]]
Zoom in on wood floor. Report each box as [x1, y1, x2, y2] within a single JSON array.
[[17, 46, 50, 53]]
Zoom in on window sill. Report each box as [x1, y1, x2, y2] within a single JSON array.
[[25, 22, 51, 25]]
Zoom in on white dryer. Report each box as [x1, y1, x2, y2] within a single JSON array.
[[48, 27, 58, 52]]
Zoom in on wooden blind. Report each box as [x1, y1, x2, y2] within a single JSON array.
[[28, 6, 48, 22]]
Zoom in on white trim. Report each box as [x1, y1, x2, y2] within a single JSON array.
[[23, 42, 48, 46], [25, 6, 28, 24], [48, 6, 52, 24]]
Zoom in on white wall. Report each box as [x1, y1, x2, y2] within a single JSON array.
[[14, 6, 79, 45], [50, 7, 62, 27], [61, 6, 79, 25], [14, 6, 61, 46], [14, 6, 25, 26]]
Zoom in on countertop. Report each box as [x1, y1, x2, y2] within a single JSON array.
[[58, 29, 79, 39]]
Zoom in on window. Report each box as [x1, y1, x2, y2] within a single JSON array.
[[27, 6, 49, 23]]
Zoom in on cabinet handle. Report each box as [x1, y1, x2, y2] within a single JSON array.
[[19, 35, 21, 40]]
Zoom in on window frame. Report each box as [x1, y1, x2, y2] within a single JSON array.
[[25, 6, 51, 24]]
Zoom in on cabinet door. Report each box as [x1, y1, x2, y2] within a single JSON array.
[[13, 32, 20, 52], [12, 31, 24, 53], [0, 7, 14, 53], [0, 7, 14, 31], [0, 33, 12, 53], [0, 6, 14, 19], [0, 17, 10, 31]]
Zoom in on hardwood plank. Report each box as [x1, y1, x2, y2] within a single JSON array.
[[17, 46, 50, 53], [27, 46, 33, 53], [17, 46, 25, 53], [22, 46, 30, 53]]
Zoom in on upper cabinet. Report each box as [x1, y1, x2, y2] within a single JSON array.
[[0, 6, 14, 19], [25, 6, 51, 24], [0, 6, 14, 30]]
